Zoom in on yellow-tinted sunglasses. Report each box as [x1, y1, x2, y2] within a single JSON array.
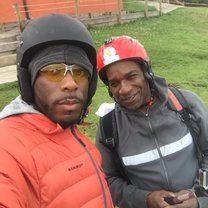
[[39, 63, 90, 82]]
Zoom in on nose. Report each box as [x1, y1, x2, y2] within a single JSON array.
[[60, 72, 78, 92], [119, 80, 131, 96]]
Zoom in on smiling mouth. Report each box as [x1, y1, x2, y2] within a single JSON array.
[[120, 93, 138, 104]]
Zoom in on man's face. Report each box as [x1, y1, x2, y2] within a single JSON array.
[[106, 60, 151, 111], [33, 64, 89, 128]]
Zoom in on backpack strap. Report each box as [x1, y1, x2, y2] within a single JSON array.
[[168, 86, 203, 164], [99, 110, 116, 148], [99, 110, 130, 181]]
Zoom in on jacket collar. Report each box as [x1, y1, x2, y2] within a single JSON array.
[[0, 95, 40, 119]]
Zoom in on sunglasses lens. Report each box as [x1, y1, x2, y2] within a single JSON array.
[[72, 68, 90, 82], [39, 64, 65, 81], [39, 64, 89, 82]]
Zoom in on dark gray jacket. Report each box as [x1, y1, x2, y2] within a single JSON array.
[[96, 76, 208, 208]]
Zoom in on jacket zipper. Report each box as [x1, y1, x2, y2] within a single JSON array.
[[144, 108, 171, 190], [71, 126, 108, 208]]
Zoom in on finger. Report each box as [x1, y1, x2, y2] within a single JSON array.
[[160, 200, 171, 208], [175, 192, 196, 203], [174, 198, 198, 208]]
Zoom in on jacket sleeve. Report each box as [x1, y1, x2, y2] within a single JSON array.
[[181, 89, 208, 207], [0, 147, 27, 208], [96, 126, 150, 208]]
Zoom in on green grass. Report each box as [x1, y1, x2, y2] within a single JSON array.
[[1, 7, 208, 141], [123, 0, 157, 12], [0, 81, 19, 109]]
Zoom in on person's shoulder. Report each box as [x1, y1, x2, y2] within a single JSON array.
[[179, 88, 201, 100], [179, 88, 197, 95], [0, 115, 17, 126], [179, 88, 206, 109], [179, 89, 200, 98]]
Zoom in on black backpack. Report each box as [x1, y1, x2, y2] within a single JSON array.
[[99, 86, 202, 179]]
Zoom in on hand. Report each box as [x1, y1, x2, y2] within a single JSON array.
[[165, 190, 198, 208], [146, 190, 176, 208]]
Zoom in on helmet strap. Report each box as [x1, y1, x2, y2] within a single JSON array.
[[17, 66, 34, 104]]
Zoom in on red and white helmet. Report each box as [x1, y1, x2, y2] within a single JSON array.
[[97, 35, 153, 84]]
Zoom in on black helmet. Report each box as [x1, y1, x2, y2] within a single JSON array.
[[17, 13, 97, 116]]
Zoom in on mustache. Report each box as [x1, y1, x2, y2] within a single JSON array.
[[56, 94, 83, 104]]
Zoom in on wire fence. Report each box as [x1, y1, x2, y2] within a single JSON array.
[[12, 0, 163, 31], [14, 0, 119, 19]]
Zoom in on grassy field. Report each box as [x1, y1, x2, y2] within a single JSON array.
[[122, 0, 157, 12], [0, 7, 208, 141]]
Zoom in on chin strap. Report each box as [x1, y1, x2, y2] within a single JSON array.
[[148, 96, 156, 107], [78, 104, 91, 124], [139, 95, 155, 110]]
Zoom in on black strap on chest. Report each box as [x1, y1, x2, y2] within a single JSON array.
[[100, 110, 116, 148], [100, 110, 130, 180]]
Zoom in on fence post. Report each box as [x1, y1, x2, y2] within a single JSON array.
[[159, 0, 162, 16], [75, 0, 80, 19], [117, 0, 121, 24], [22, 0, 30, 20], [144, 0, 148, 18], [0, 23, 5, 33], [13, 3, 24, 32]]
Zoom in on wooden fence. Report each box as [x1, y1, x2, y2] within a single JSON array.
[[0, 0, 161, 67]]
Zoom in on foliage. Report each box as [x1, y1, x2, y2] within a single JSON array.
[[0, 7, 208, 141]]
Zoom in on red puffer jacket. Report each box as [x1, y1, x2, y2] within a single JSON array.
[[0, 113, 113, 208]]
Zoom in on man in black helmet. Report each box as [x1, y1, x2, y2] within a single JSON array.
[[0, 13, 113, 208], [96, 36, 208, 208]]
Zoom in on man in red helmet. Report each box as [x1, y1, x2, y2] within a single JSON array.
[[96, 35, 208, 208], [0, 14, 113, 208]]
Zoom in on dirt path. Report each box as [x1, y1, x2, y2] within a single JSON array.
[[147, 2, 183, 13], [0, 65, 17, 84]]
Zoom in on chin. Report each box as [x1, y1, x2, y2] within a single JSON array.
[[51, 114, 81, 128], [59, 119, 79, 128], [124, 104, 140, 111]]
